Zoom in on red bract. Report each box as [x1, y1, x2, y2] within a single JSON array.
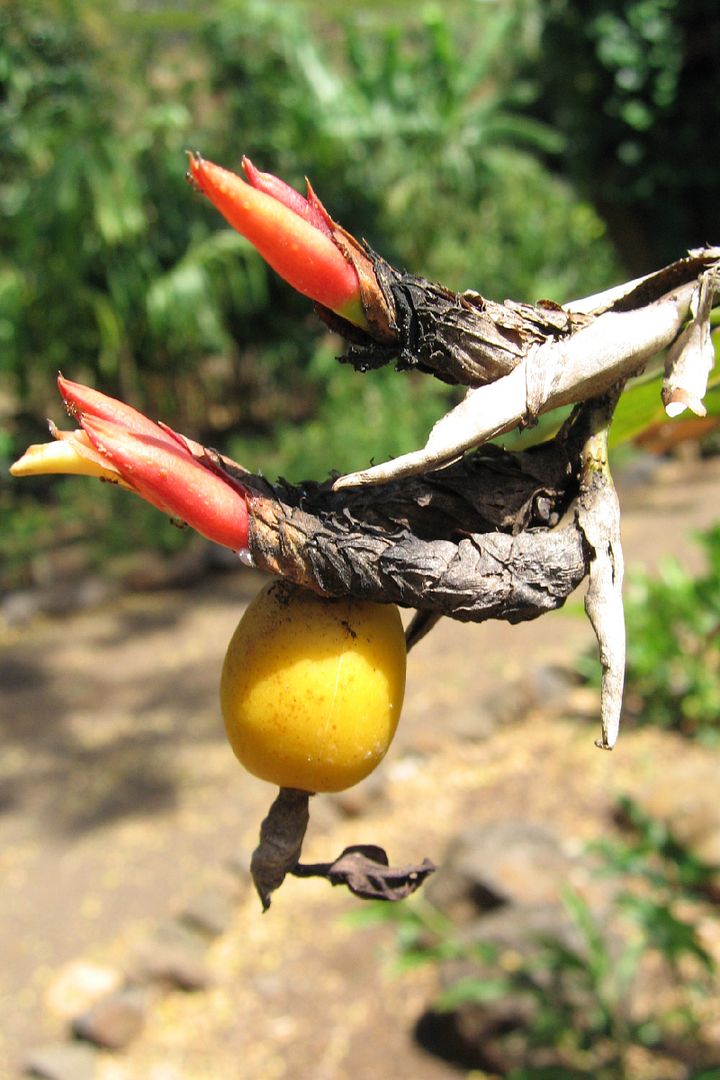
[[82, 414, 249, 551], [58, 374, 183, 446], [13, 377, 250, 552], [187, 153, 367, 327], [241, 155, 333, 236]]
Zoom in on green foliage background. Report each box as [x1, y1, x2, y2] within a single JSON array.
[[526, 0, 720, 273], [1, 0, 716, 582]]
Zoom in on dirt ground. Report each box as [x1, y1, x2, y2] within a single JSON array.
[[2, 456, 720, 1079]]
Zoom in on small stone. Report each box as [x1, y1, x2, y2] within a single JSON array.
[[457, 902, 584, 955], [72, 987, 147, 1050], [44, 960, 123, 1022], [25, 1041, 97, 1080], [31, 543, 93, 586], [1, 588, 43, 628], [627, 760, 720, 846], [426, 821, 574, 922], [481, 665, 577, 729], [119, 542, 210, 591], [443, 704, 499, 742], [74, 576, 118, 611], [132, 920, 211, 991], [39, 576, 117, 618], [487, 683, 532, 727], [529, 663, 579, 709], [179, 885, 236, 939]]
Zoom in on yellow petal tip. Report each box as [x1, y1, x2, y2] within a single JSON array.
[[10, 439, 118, 480]]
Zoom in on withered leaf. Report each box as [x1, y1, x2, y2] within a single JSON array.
[[292, 844, 436, 901]]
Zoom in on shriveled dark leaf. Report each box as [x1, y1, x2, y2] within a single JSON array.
[[229, 401, 619, 628], [292, 844, 436, 901], [251, 787, 310, 911], [323, 247, 586, 388], [324, 247, 720, 388]]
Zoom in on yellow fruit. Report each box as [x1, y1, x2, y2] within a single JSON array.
[[220, 579, 406, 793]]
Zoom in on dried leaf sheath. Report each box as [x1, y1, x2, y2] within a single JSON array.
[[251, 788, 310, 910], [319, 247, 720, 390], [319, 247, 590, 386], [219, 419, 595, 625], [248, 497, 586, 624]]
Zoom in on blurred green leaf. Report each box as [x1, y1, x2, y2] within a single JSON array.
[[435, 974, 516, 1011], [580, 525, 720, 736], [620, 893, 715, 976]]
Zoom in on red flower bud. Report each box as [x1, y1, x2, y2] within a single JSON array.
[[58, 374, 182, 447], [187, 153, 367, 327], [241, 156, 333, 237], [13, 378, 250, 552], [81, 414, 249, 551]]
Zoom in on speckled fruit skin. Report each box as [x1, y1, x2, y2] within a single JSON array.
[[220, 579, 407, 793]]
